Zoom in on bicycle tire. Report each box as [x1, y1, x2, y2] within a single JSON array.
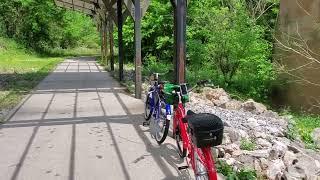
[[175, 127, 187, 158], [144, 93, 153, 120], [155, 119, 170, 144], [195, 147, 217, 180], [194, 149, 209, 180]]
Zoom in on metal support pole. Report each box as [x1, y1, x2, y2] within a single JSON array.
[[134, 0, 142, 99], [173, 0, 187, 84], [109, 20, 115, 71], [117, 0, 124, 81]]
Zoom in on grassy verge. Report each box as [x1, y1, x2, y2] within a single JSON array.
[[0, 37, 63, 120], [286, 111, 320, 149], [217, 160, 257, 180], [45, 47, 99, 57]]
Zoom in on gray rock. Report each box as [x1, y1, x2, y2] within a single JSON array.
[[222, 133, 231, 145], [283, 151, 298, 167], [255, 132, 267, 139], [254, 159, 262, 172], [284, 166, 307, 180], [224, 127, 241, 143], [224, 153, 232, 159], [293, 152, 320, 178], [269, 141, 288, 160], [312, 128, 320, 145], [244, 149, 270, 159], [263, 110, 279, 119], [238, 129, 250, 139], [202, 88, 230, 106], [268, 127, 285, 137], [247, 117, 259, 129], [223, 144, 240, 155], [266, 159, 285, 180], [215, 147, 225, 158], [219, 100, 242, 111], [237, 154, 255, 169], [287, 142, 303, 154], [256, 138, 272, 148], [259, 158, 269, 170], [232, 150, 242, 157], [241, 99, 267, 114]]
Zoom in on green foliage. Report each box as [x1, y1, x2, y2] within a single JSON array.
[[217, 160, 257, 180], [1, 0, 280, 103], [0, 0, 99, 53], [240, 138, 256, 151], [286, 118, 299, 141], [0, 37, 62, 111], [119, 0, 173, 63], [187, 0, 275, 101], [295, 115, 320, 146], [142, 55, 172, 76], [283, 111, 320, 150], [113, 0, 279, 102]]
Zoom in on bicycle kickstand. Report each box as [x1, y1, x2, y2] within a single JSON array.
[[142, 121, 150, 126], [178, 166, 189, 170]]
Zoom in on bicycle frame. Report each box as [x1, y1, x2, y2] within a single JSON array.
[[173, 99, 218, 180], [147, 83, 171, 122]]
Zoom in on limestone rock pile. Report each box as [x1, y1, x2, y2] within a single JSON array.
[[186, 88, 320, 180]]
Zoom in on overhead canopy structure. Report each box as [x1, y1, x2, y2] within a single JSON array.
[[54, 0, 187, 99]]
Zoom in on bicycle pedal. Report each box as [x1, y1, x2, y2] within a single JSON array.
[[142, 121, 150, 126], [178, 166, 189, 170]]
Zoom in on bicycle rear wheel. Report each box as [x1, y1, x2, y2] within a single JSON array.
[[194, 147, 218, 180], [175, 127, 187, 158]]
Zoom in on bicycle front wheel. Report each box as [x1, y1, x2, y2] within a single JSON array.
[[144, 92, 153, 120], [154, 103, 170, 144]]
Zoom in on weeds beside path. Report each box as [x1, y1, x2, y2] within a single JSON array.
[[0, 37, 63, 121]]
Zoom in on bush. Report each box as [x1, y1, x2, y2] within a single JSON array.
[[0, 0, 99, 53], [217, 160, 257, 180], [240, 138, 256, 151], [142, 55, 173, 81]]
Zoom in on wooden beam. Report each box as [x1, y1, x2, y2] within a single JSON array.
[[100, 20, 104, 62], [104, 16, 109, 66], [123, 0, 150, 20], [173, 0, 187, 83], [101, 0, 118, 26], [56, 0, 95, 10], [117, 0, 124, 81], [123, 0, 135, 19], [134, 0, 142, 99], [141, 0, 150, 17], [108, 17, 115, 71], [55, 0, 94, 15]]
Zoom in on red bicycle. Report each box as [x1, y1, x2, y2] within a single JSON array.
[[171, 83, 224, 180]]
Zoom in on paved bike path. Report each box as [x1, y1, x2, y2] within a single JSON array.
[[0, 57, 193, 180]]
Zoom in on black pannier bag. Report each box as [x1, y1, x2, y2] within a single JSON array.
[[187, 112, 224, 148]]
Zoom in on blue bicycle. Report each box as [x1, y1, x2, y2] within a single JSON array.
[[144, 73, 171, 144]]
